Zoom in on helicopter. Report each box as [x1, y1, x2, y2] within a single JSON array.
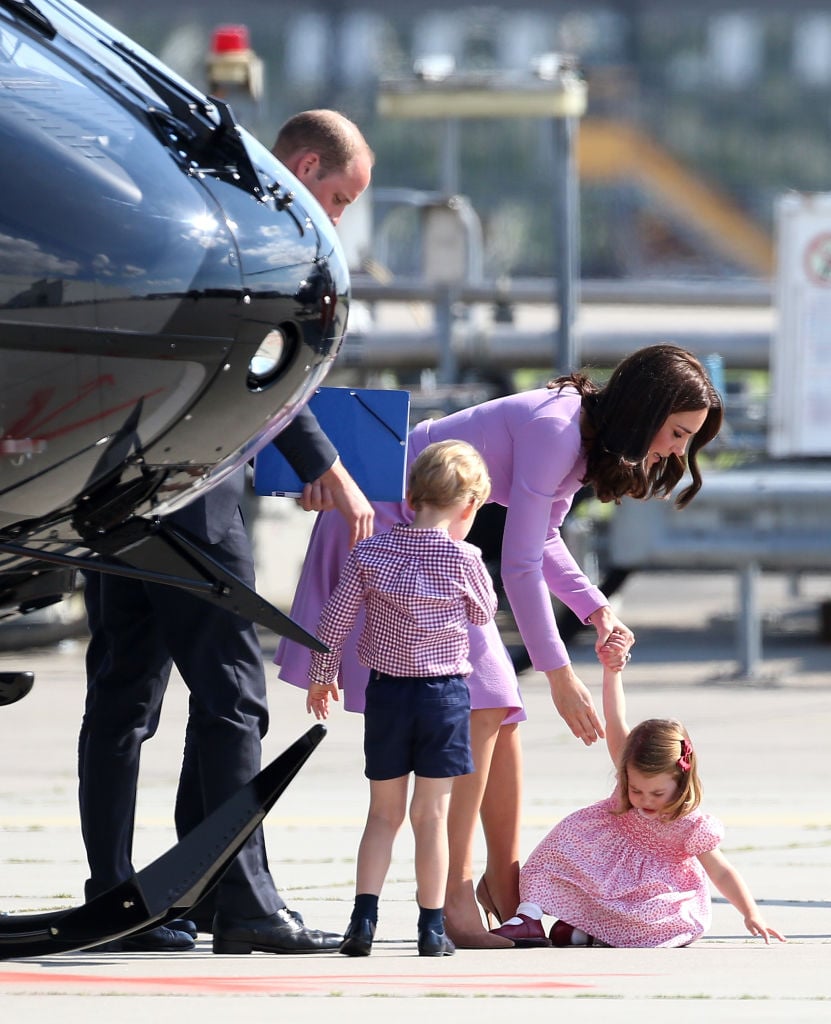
[[0, 0, 347, 954], [0, 0, 348, 699]]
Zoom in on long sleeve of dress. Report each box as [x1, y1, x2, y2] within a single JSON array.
[[500, 403, 605, 670]]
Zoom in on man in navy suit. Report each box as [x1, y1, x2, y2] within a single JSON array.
[[77, 110, 375, 954]]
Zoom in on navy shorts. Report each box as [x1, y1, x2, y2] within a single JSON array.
[[363, 671, 474, 781]]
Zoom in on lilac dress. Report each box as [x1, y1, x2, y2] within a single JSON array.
[[275, 388, 606, 723], [519, 791, 725, 947]]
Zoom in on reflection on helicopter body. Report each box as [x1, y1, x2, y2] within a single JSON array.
[[0, 0, 349, 624], [0, 0, 342, 959]]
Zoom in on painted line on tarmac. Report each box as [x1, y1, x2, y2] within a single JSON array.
[[2, 814, 829, 829], [0, 969, 651, 996]]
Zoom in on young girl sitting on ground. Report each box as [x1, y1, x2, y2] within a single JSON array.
[[492, 635, 786, 948]]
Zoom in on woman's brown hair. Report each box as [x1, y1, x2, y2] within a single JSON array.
[[549, 344, 723, 507]]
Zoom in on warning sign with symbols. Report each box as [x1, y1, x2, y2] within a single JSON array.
[[803, 231, 831, 286], [770, 193, 831, 456]]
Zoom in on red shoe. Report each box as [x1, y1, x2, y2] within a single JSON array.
[[549, 920, 608, 947], [490, 914, 550, 948], [548, 920, 576, 947]]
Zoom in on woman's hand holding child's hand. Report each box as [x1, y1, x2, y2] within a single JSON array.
[[598, 632, 631, 670]]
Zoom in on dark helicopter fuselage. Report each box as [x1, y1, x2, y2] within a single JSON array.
[[0, 0, 350, 615], [0, 1, 346, 950]]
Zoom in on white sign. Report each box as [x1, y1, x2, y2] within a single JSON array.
[[770, 193, 831, 456]]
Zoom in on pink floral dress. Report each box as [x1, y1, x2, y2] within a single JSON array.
[[519, 790, 725, 947]]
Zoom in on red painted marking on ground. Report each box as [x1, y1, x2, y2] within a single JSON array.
[[0, 970, 618, 996]]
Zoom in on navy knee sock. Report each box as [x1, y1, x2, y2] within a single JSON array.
[[352, 892, 379, 924], [417, 906, 444, 933]]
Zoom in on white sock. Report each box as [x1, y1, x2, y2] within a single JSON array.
[[571, 927, 591, 946], [502, 901, 544, 925]]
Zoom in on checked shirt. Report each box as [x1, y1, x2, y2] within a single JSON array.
[[309, 522, 497, 685]]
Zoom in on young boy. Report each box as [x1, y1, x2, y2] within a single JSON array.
[[306, 440, 496, 957]]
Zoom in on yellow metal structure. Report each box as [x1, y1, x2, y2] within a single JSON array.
[[578, 119, 774, 276]]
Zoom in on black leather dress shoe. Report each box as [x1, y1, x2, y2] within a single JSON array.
[[417, 928, 455, 957], [339, 917, 375, 957], [167, 918, 198, 939], [87, 924, 196, 953], [212, 908, 342, 954], [188, 906, 303, 936]]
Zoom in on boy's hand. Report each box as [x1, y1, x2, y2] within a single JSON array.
[[306, 681, 339, 720]]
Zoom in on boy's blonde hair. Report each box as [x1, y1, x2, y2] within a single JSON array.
[[407, 440, 491, 512], [616, 718, 702, 821]]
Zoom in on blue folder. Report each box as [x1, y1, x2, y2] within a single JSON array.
[[254, 387, 410, 502]]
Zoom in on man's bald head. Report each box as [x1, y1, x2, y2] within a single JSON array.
[[272, 109, 374, 225]]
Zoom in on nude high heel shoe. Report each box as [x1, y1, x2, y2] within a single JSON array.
[[475, 876, 504, 929], [443, 912, 514, 950], [443, 884, 513, 949]]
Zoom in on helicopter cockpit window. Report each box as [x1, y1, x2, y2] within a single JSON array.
[[3, 1, 168, 108], [0, 22, 77, 83], [0, 16, 230, 311], [55, 3, 199, 105]]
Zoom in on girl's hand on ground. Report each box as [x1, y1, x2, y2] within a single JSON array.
[[745, 914, 787, 944]]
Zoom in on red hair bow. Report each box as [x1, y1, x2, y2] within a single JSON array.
[[677, 739, 693, 773]]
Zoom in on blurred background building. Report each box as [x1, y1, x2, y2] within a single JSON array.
[[86, 0, 831, 282], [13, 0, 827, 670]]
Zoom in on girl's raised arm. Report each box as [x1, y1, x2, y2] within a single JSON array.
[[598, 635, 630, 766]]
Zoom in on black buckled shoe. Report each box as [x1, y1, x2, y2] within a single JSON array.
[[417, 927, 455, 957], [212, 908, 342, 955], [87, 924, 196, 953], [339, 917, 375, 957]]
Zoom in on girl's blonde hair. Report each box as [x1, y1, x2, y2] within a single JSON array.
[[616, 718, 702, 821], [407, 440, 491, 512]]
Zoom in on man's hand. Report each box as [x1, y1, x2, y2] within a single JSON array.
[[298, 458, 374, 547]]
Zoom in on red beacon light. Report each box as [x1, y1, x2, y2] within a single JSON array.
[[211, 25, 250, 55], [206, 24, 263, 99]]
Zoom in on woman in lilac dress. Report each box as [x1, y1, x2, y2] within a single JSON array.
[[276, 344, 723, 948]]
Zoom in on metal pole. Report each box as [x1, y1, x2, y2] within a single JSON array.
[[436, 119, 460, 386], [551, 114, 580, 374], [736, 561, 762, 680], [441, 118, 460, 195], [435, 284, 456, 386]]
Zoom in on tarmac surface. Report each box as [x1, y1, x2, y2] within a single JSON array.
[[0, 563, 829, 1022]]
